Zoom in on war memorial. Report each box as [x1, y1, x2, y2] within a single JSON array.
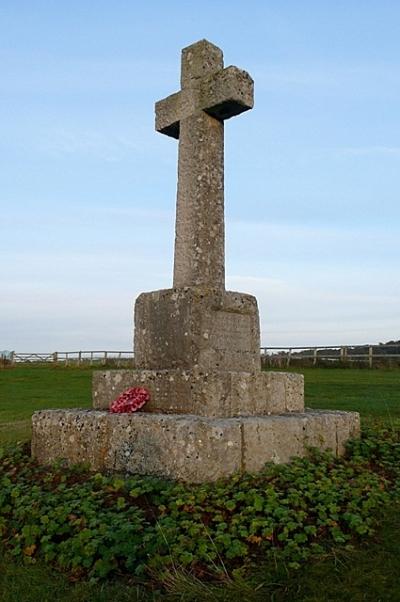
[[32, 40, 359, 482]]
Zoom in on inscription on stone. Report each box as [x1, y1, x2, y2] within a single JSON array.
[[211, 313, 252, 352]]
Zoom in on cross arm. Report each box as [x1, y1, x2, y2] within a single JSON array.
[[155, 91, 182, 139], [155, 87, 202, 139], [200, 66, 254, 121], [155, 66, 254, 139]]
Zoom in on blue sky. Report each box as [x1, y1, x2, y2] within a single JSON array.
[[1, 1, 399, 351]]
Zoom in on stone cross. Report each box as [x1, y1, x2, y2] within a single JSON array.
[[32, 40, 359, 485], [155, 40, 254, 291]]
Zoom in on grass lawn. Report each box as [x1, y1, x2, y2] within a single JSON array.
[[0, 365, 92, 443], [1, 364, 400, 600], [281, 366, 400, 424]]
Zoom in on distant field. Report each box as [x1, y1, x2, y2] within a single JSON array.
[[0, 365, 399, 443]]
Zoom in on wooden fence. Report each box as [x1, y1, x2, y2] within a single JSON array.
[[260, 345, 400, 368], [4, 351, 135, 367], [2, 345, 400, 368]]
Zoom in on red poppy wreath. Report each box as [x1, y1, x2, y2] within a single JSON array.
[[109, 387, 150, 413]]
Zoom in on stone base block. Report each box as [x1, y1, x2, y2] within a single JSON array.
[[92, 369, 304, 417], [32, 409, 360, 483], [134, 288, 261, 372]]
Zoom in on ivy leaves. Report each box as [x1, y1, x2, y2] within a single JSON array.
[[0, 429, 399, 580]]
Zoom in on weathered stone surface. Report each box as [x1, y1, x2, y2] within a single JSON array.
[[31, 410, 112, 469], [31, 409, 360, 483], [181, 39, 223, 87], [242, 411, 360, 472], [155, 67, 254, 138], [174, 110, 225, 289], [334, 411, 361, 456], [92, 369, 304, 417], [201, 66, 254, 121], [134, 288, 260, 372], [242, 415, 305, 468], [108, 414, 242, 482], [32, 410, 242, 482], [156, 40, 253, 291]]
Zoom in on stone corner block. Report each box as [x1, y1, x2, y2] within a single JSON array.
[[241, 410, 361, 473]]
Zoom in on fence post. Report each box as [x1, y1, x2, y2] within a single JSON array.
[[10, 351, 15, 366], [286, 349, 292, 368], [65, 352, 69, 366], [103, 351, 108, 366], [53, 352, 58, 364], [78, 351, 82, 366], [313, 348, 318, 366], [90, 351, 93, 367], [369, 346, 373, 368]]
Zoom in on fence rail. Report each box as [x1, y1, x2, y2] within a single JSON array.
[[260, 345, 400, 368], [2, 351, 135, 367], [1, 345, 400, 368]]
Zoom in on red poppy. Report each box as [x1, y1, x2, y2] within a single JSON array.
[[109, 387, 150, 413]]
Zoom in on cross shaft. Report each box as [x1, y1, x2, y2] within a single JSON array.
[[155, 39, 253, 290]]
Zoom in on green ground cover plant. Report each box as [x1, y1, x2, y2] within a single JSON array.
[[0, 429, 399, 587], [2, 501, 400, 602]]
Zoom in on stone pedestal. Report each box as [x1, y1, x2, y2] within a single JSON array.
[[32, 409, 360, 483], [90, 286, 304, 418], [134, 289, 260, 372]]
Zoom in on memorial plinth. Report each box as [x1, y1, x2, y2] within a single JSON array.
[[32, 410, 360, 483], [32, 40, 360, 482]]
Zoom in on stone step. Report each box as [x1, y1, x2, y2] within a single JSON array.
[[92, 369, 304, 417], [32, 409, 360, 483]]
